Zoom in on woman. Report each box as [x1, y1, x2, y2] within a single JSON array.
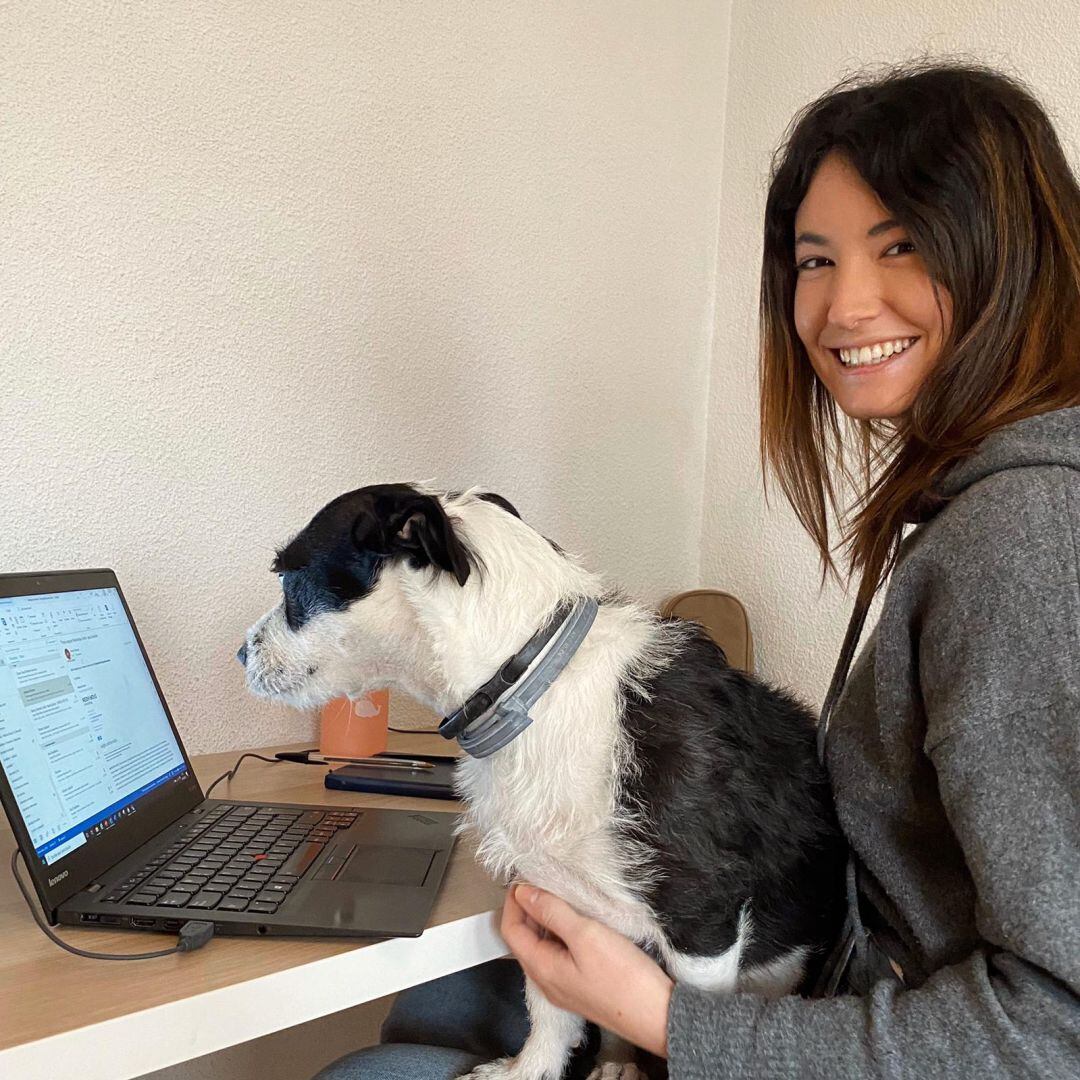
[[316, 59, 1080, 1079]]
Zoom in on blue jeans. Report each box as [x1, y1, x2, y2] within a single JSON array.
[[313, 958, 531, 1080]]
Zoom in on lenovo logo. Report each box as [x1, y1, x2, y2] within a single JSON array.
[[48, 869, 69, 887]]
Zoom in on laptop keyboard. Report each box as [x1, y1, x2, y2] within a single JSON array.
[[99, 804, 360, 916]]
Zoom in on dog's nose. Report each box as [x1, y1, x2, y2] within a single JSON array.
[[236, 642, 248, 666]]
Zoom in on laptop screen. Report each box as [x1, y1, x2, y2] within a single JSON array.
[[0, 586, 190, 869]]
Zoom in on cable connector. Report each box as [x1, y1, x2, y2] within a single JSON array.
[[177, 920, 215, 952]]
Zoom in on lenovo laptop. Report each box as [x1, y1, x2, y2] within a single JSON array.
[[0, 568, 458, 938]]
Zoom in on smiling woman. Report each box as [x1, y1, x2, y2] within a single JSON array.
[[759, 62, 1080, 613], [791, 157, 952, 422]]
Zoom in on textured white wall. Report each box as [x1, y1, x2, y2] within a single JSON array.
[[1, 2, 729, 753], [700, 1, 1080, 708], [3, 3, 1072, 1079]]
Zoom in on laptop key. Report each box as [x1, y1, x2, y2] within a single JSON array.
[[189, 891, 224, 909], [218, 897, 249, 911], [126, 892, 161, 905], [159, 890, 197, 906], [279, 841, 325, 878], [248, 901, 279, 914]]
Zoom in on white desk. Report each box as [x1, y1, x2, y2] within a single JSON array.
[[0, 734, 509, 1080]]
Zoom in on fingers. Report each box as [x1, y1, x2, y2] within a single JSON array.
[[513, 883, 587, 941], [501, 886, 569, 975], [507, 888, 544, 936]]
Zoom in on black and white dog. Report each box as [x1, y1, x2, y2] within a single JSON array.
[[239, 483, 845, 1080]]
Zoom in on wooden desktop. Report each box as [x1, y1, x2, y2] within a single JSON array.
[[0, 732, 508, 1080]]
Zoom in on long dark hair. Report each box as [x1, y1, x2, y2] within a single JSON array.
[[759, 59, 1080, 608]]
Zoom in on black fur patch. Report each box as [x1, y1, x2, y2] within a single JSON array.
[[271, 484, 477, 626], [471, 490, 565, 555], [616, 622, 846, 970], [476, 491, 522, 518]]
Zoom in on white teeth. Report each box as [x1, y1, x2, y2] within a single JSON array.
[[837, 337, 915, 367]]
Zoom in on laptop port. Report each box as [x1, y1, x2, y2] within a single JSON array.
[[79, 912, 100, 922], [163, 919, 182, 931], [100, 915, 120, 925], [130, 917, 155, 928]]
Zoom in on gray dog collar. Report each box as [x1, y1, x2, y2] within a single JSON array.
[[439, 596, 599, 759]]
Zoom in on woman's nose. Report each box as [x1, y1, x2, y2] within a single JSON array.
[[827, 262, 883, 330]]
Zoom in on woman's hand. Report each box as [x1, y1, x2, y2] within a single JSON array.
[[499, 883, 674, 1059]]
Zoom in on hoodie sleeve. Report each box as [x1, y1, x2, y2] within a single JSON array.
[[668, 466, 1080, 1078]]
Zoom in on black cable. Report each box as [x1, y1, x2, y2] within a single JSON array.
[[11, 749, 313, 963], [11, 745, 418, 961], [10, 848, 214, 960], [204, 752, 280, 797], [388, 725, 441, 734]]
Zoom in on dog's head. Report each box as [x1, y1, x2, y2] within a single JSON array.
[[237, 483, 571, 709]]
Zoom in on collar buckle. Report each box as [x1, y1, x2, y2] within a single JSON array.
[[440, 597, 598, 758]]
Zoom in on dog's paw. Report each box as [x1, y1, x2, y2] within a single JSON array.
[[585, 1064, 648, 1080], [458, 1058, 570, 1080], [459, 1054, 578, 1080], [458, 1059, 522, 1080]]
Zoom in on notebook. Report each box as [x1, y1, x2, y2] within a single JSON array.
[[325, 753, 459, 800], [0, 567, 458, 939]]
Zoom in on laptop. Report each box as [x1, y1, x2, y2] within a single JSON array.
[[0, 568, 458, 939]]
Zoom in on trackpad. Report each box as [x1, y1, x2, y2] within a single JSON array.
[[338, 846, 436, 886]]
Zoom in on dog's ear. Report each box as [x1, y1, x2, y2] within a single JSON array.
[[358, 492, 471, 587], [393, 498, 472, 586]]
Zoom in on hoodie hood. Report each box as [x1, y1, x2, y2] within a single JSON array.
[[939, 405, 1080, 499]]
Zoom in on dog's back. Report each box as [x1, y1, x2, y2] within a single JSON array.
[[616, 620, 847, 988]]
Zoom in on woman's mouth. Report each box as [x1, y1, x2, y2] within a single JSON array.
[[830, 336, 920, 371]]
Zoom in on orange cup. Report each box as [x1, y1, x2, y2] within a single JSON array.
[[319, 689, 390, 758]]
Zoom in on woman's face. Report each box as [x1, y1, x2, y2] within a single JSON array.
[[792, 152, 951, 420]]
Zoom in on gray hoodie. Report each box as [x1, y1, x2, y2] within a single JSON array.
[[667, 406, 1080, 1078]]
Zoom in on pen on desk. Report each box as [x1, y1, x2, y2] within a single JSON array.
[[322, 754, 435, 771], [274, 749, 436, 770]]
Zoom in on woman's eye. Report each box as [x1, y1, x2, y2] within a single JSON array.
[[885, 240, 916, 256], [795, 256, 831, 272]]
